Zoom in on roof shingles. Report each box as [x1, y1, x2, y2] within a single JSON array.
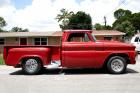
[[92, 30, 125, 36], [0, 30, 125, 38]]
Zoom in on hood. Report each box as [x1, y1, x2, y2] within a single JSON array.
[[96, 40, 135, 50]]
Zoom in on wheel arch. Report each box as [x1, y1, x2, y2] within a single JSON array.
[[103, 53, 130, 67], [19, 55, 44, 67]]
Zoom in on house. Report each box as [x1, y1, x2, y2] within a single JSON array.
[[0, 30, 125, 53], [92, 30, 125, 41]]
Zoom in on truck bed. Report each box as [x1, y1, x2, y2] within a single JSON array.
[[3, 45, 61, 67]]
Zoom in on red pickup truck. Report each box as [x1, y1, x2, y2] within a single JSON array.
[[3, 30, 137, 74]]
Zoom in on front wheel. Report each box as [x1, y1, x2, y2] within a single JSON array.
[[22, 58, 42, 75], [107, 56, 127, 74]]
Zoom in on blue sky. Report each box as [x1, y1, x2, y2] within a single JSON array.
[[11, 0, 32, 9], [0, 0, 140, 31], [11, 0, 84, 9]]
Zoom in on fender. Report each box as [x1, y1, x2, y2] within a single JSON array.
[[103, 51, 130, 66], [19, 55, 45, 65], [5, 47, 51, 67]]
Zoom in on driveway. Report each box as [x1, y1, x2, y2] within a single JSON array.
[[0, 56, 140, 93]]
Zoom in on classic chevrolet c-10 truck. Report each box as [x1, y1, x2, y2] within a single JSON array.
[[3, 30, 137, 74]]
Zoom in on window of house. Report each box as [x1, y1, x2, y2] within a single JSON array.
[[0, 38, 5, 45], [104, 36, 112, 40], [20, 38, 27, 45], [34, 38, 47, 45], [67, 33, 91, 42]]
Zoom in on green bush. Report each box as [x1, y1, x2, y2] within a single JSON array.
[[0, 54, 4, 65]]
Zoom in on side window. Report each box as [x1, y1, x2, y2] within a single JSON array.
[[134, 37, 140, 42], [84, 34, 90, 42], [67, 33, 91, 42]]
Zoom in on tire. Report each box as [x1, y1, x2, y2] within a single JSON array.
[[22, 58, 42, 75], [107, 56, 127, 74]]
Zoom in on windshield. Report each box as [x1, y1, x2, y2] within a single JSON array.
[[92, 34, 97, 42]]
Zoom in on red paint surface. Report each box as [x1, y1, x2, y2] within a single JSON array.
[[3, 30, 136, 68], [4, 46, 60, 66]]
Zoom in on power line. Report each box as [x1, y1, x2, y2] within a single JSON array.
[[125, 1, 140, 11], [103, 0, 128, 25], [105, 0, 127, 16]]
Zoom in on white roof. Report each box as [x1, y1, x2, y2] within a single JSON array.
[[0, 30, 125, 38], [0, 31, 59, 37]]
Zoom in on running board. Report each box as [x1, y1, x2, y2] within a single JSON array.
[[44, 60, 61, 69]]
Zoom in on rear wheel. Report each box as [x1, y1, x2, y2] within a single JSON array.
[[107, 56, 127, 74], [22, 58, 42, 75]]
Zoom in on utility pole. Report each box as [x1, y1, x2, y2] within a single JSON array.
[[104, 16, 107, 27]]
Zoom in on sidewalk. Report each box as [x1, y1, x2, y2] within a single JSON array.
[[0, 65, 21, 75]]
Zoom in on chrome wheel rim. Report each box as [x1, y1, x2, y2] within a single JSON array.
[[25, 59, 38, 73], [111, 59, 124, 72]]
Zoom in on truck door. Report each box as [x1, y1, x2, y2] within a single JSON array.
[[62, 32, 99, 68]]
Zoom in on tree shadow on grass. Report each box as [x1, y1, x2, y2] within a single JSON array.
[[10, 67, 139, 75]]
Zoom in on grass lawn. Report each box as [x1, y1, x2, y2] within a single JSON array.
[[0, 54, 4, 65]]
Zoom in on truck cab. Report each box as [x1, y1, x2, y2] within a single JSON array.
[[61, 30, 103, 68]]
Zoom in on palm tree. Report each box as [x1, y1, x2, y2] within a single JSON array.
[[56, 8, 74, 29]]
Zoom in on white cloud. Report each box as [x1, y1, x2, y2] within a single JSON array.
[[0, 0, 11, 7], [0, 0, 140, 32], [120, 0, 140, 12]]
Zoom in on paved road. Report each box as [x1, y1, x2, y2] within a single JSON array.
[[0, 56, 140, 93]]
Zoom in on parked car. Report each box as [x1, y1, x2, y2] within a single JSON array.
[[131, 35, 140, 52], [3, 30, 137, 75]]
